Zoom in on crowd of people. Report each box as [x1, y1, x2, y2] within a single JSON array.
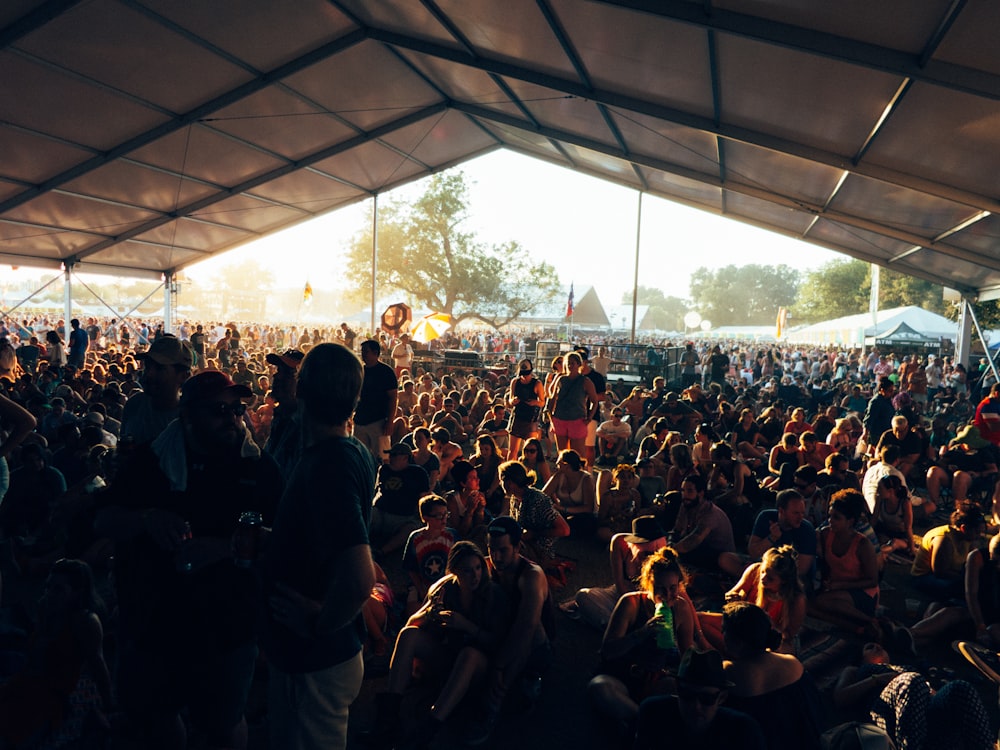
[[2, 312, 1000, 749]]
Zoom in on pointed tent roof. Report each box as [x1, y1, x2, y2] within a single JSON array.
[[867, 320, 940, 349], [793, 306, 957, 346]]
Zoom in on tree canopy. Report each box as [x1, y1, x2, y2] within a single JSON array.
[[793, 258, 949, 324], [344, 171, 561, 328], [688, 264, 799, 326], [621, 286, 689, 331]]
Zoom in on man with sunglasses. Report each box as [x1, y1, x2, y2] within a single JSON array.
[[507, 358, 545, 459], [97, 371, 283, 750]]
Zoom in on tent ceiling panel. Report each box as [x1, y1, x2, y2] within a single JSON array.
[[718, 36, 904, 156], [62, 159, 237, 217], [498, 80, 618, 147], [934, 1, 1000, 76], [642, 170, 722, 213], [555, 143, 643, 187], [16, 1, 254, 114], [394, 51, 525, 121], [0, 223, 94, 260], [946, 215, 1000, 259], [829, 175, 979, 241], [862, 84, 1000, 202], [3, 191, 160, 236], [721, 141, 844, 208], [376, 109, 497, 169], [723, 191, 818, 238], [420, 0, 577, 80], [330, 0, 458, 49], [0, 51, 169, 150], [607, 111, 721, 178], [711, 0, 952, 50], [126, 127, 286, 189], [189, 195, 309, 236], [0, 125, 95, 185], [308, 137, 429, 194], [144, 0, 356, 72], [550, 0, 714, 114], [245, 169, 364, 213], [82, 240, 206, 273], [132, 217, 254, 252], [281, 41, 442, 133], [1, 1, 997, 292], [206, 87, 361, 162]]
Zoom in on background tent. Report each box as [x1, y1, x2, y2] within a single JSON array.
[[792, 306, 957, 347]]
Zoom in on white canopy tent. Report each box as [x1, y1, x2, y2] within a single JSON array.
[[791, 305, 958, 347]]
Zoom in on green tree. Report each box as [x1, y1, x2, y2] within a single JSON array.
[[688, 264, 799, 326], [794, 258, 949, 323], [794, 259, 869, 323], [345, 172, 561, 328], [622, 286, 689, 330]]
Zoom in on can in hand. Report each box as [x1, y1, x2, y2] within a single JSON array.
[[234, 511, 263, 568]]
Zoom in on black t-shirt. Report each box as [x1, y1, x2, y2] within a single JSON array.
[[373, 463, 430, 516], [710, 353, 729, 382], [261, 435, 376, 673], [103, 443, 283, 652], [355, 361, 398, 425]]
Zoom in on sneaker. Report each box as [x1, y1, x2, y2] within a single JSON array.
[[955, 640, 1000, 683]]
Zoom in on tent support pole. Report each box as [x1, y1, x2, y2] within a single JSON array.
[[956, 298, 973, 370], [371, 193, 378, 335], [630, 191, 642, 345], [962, 298, 998, 382], [63, 264, 72, 334], [164, 273, 174, 334]]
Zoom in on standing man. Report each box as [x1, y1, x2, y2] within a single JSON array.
[[96, 371, 283, 750], [121, 334, 194, 446], [391, 333, 414, 378], [340, 322, 357, 351], [261, 343, 377, 750], [67, 318, 89, 370], [354, 339, 398, 458], [576, 346, 605, 468], [189, 324, 207, 369], [862, 377, 896, 456]]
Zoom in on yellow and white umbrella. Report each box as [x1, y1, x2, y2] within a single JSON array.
[[410, 312, 452, 343]]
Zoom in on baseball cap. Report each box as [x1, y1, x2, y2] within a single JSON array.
[[180, 371, 252, 406], [266, 349, 305, 369], [137, 335, 195, 368]]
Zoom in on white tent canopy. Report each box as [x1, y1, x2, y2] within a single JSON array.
[[791, 305, 958, 347], [0, 1, 999, 301]]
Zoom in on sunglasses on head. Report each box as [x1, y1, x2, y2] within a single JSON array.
[[202, 401, 248, 417]]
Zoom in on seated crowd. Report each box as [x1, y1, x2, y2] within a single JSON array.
[[3, 321, 1000, 749]]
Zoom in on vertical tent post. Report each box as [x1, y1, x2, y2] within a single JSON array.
[[63, 263, 72, 335], [956, 297, 973, 369], [371, 194, 378, 336], [630, 191, 643, 346], [164, 273, 174, 334]]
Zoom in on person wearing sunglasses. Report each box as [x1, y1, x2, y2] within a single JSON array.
[[96, 369, 283, 750]]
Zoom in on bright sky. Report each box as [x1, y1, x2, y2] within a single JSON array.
[[184, 149, 842, 308]]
